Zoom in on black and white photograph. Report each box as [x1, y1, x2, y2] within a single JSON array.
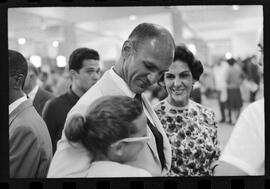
[[8, 5, 264, 178]]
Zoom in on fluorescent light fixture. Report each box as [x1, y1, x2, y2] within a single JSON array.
[[18, 38, 26, 45], [52, 41, 59, 47], [232, 5, 239, 11], [30, 55, 42, 68], [56, 56, 67, 67], [225, 52, 232, 59], [129, 15, 137, 21]]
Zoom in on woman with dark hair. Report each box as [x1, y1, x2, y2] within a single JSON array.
[[154, 45, 220, 176], [52, 96, 151, 177]]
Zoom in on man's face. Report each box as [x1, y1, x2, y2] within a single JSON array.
[[23, 69, 34, 92], [123, 37, 174, 94], [75, 59, 100, 93]]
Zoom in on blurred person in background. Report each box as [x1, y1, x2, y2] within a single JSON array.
[[9, 50, 52, 177], [225, 58, 244, 124], [64, 96, 151, 177], [39, 71, 53, 93], [48, 23, 175, 177], [214, 30, 264, 176], [23, 62, 54, 116], [42, 48, 100, 153], [242, 55, 261, 102], [154, 45, 220, 176], [213, 59, 229, 123]]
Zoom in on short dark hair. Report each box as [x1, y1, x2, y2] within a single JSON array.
[[68, 48, 100, 72], [227, 58, 236, 66], [9, 50, 28, 87], [128, 22, 175, 51], [65, 96, 143, 160]]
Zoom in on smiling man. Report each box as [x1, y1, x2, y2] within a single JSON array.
[[42, 48, 100, 153], [47, 23, 175, 177]]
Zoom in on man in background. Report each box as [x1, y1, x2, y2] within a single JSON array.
[[9, 50, 52, 177], [42, 48, 100, 153], [23, 62, 54, 115]]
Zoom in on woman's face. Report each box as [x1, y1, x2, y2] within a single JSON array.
[[164, 60, 194, 107]]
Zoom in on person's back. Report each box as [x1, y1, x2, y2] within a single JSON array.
[[226, 63, 243, 89], [10, 100, 52, 177]]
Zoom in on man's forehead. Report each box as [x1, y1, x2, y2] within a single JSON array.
[[82, 59, 99, 68]]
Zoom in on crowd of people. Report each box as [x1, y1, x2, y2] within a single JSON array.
[[9, 22, 264, 178]]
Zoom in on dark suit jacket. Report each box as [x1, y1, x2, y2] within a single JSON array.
[[33, 87, 54, 116], [9, 99, 52, 178]]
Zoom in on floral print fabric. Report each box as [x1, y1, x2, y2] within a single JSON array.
[[154, 99, 220, 176]]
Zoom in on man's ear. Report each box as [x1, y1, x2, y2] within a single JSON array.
[[69, 69, 77, 79], [121, 40, 133, 61], [14, 74, 25, 90]]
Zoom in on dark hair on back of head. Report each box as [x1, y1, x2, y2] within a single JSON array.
[[128, 22, 175, 51], [9, 50, 28, 87], [68, 48, 100, 72], [65, 96, 143, 160]]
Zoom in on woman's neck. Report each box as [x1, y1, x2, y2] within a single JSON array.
[[167, 96, 189, 108]]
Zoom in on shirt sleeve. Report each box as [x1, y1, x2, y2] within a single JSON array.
[[10, 126, 41, 178], [219, 104, 264, 175]]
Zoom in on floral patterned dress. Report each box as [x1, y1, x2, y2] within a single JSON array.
[[154, 99, 220, 176]]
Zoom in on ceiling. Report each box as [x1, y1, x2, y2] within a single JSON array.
[[8, 5, 263, 60]]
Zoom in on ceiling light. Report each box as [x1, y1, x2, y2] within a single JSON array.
[[187, 44, 197, 56], [225, 52, 232, 59], [56, 56, 67, 68], [30, 55, 42, 68], [52, 41, 59, 47], [232, 5, 239, 11], [129, 15, 137, 21], [18, 38, 26, 45]]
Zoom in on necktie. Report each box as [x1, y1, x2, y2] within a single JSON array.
[[135, 94, 165, 170]]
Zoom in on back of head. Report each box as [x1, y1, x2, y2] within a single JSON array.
[[227, 58, 236, 66], [9, 50, 28, 88], [68, 48, 100, 72], [128, 22, 175, 52], [174, 45, 204, 81], [65, 96, 143, 159]]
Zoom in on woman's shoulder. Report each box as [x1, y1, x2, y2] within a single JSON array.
[[189, 100, 216, 117]]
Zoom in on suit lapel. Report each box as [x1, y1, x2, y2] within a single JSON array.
[[141, 94, 172, 172]]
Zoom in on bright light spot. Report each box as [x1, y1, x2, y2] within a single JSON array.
[[232, 5, 239, 11], [129, 15, 137, 21], [56, 56, 67, 67], [52, 41, 59, 47], [18, 38, 26, 45], [225, 52, 232, 59], [30, 55, 42, 68], [187, 44, 197, 55]]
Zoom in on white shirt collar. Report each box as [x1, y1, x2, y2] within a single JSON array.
[[9, 95, 27, 115], [108, 67, 136, 98], [28, 84, 39, 100]]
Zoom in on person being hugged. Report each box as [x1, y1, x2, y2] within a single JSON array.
[[64, 96, 151, 177]]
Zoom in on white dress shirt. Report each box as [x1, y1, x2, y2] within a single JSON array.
[[27, 85, 39, 101], [9, 95, 27, 115]]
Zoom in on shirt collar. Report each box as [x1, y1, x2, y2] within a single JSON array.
[[9, 95, 27, 115], [67, 86, 80, 103], [109, 67, 136, 98], [28, 84, 39, 100]]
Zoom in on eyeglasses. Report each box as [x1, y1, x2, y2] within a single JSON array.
[[111, 130, 151, 146]]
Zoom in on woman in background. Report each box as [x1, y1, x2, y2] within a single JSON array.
[[154, 45, 220, 176]]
